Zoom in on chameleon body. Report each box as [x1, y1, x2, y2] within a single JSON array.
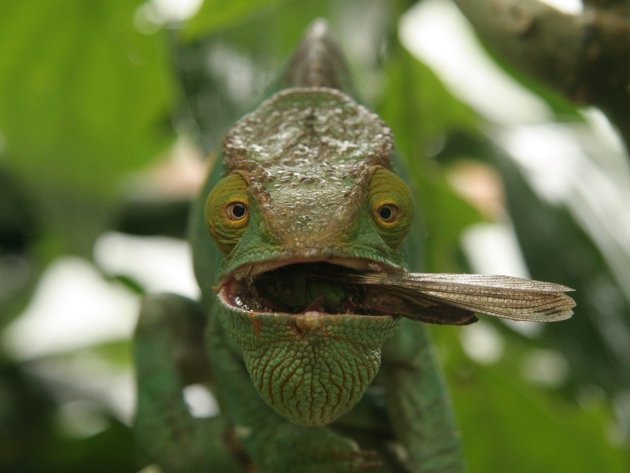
[[133, 21, 573, 473]]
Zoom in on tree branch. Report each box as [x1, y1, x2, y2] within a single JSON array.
[[453, 0, 630, 151]]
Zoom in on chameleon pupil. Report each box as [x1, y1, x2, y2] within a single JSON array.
[[378, 205, 394, 221], [229, 202, 247, 219]]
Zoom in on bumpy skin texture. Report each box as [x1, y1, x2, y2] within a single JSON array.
[[220, 87, 403, 273], [222, 309, 398, 426], [133, 21, 466, 473]]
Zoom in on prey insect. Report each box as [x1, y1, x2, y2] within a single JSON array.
[[310, 266, 575, 325]]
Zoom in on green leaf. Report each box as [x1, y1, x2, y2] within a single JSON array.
[[419, 174, 484, 272], [456, 362, 626, 473], [0, 0, 175, 196], [80, 339, 132, 367], [433, 327, 628, 473], [378, 43, 483, 271], [377, 43, 479, 162], [495, 153, 630, 398]]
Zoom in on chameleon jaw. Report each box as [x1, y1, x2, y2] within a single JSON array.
[[217, 257, 398, 318], [215, 258, 400, 427]]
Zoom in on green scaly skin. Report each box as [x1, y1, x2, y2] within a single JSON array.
[[133, 21, 466, 473]]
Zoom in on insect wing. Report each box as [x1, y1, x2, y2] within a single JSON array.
[[345, 272, 575, 323]]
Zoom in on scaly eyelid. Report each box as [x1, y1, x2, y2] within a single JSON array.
[[367, 167, 413, 248], [205, 172, 251, 253]]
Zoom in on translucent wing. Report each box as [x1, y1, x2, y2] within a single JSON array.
[[315, 268, 575, 324], [349, 272, 575, 323]]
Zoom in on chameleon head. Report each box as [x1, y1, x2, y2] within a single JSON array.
[[204, 87, 414, 426]]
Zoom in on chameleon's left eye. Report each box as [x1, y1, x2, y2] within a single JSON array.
[[377, 204, 398, 222], [205, 172, 250, 253], [368, 167, 413, 248]]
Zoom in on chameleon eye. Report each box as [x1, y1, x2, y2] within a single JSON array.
[[226, 202, 248, 220], [377, 204, 398, 223], [368, 167, 413, 248], [205, 173, 250, 253]]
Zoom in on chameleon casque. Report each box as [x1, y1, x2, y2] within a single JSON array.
[[133, 21, 575, 473]]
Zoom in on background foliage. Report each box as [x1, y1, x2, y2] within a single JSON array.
[[1, 0, 629, 471]]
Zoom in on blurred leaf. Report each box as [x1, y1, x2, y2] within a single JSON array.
[[419, 174, 483, 272], [0, 166, 40, 328], [117, 197, 191, 239], [456, 361, 626, 473], [0, 358, 133, 473], [0, 0, 175, 196], [176, 0, 392, 152], [461, 11, 584, 122], [0, 166, 39, 253], [184, 0, 285, 40], [495, 153, 630, 398], [485, 46, 583, 122], [83, 339, 132, 367], [378, 43, 478, 162], [433, 326, 628, 473], [42, 418, 136, 473], [377, 43, 483, 271], [0, 360, 56, 472]]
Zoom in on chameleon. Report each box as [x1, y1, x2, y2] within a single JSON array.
[[133, 20, 575, 473]]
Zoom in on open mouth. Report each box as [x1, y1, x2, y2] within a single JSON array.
[[217, 256, 576, 326], [218, 259, 396, 317], [216, 259, 401, 428]]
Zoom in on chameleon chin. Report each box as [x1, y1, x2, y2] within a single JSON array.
[[133, 19, 574, 473], [218, 260, 400, 426]]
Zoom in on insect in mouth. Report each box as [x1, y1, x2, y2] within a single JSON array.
[[221, 260, 575, 325]]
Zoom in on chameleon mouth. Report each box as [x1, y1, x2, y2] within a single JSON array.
[[218, 260, 575, 323], [216, 258, 400, 428], [218, 259, 396, 317]]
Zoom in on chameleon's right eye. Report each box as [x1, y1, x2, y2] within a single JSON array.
[[205, 173, 250, 253]]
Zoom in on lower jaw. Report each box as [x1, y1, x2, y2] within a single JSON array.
[[218, 305, 399, 426]]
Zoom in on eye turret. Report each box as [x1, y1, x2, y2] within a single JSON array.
[[368, 168, 413, 248], [205, 173, 250, 253]]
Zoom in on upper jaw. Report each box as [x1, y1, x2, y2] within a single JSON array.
[[224, 255, 396, 281]]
